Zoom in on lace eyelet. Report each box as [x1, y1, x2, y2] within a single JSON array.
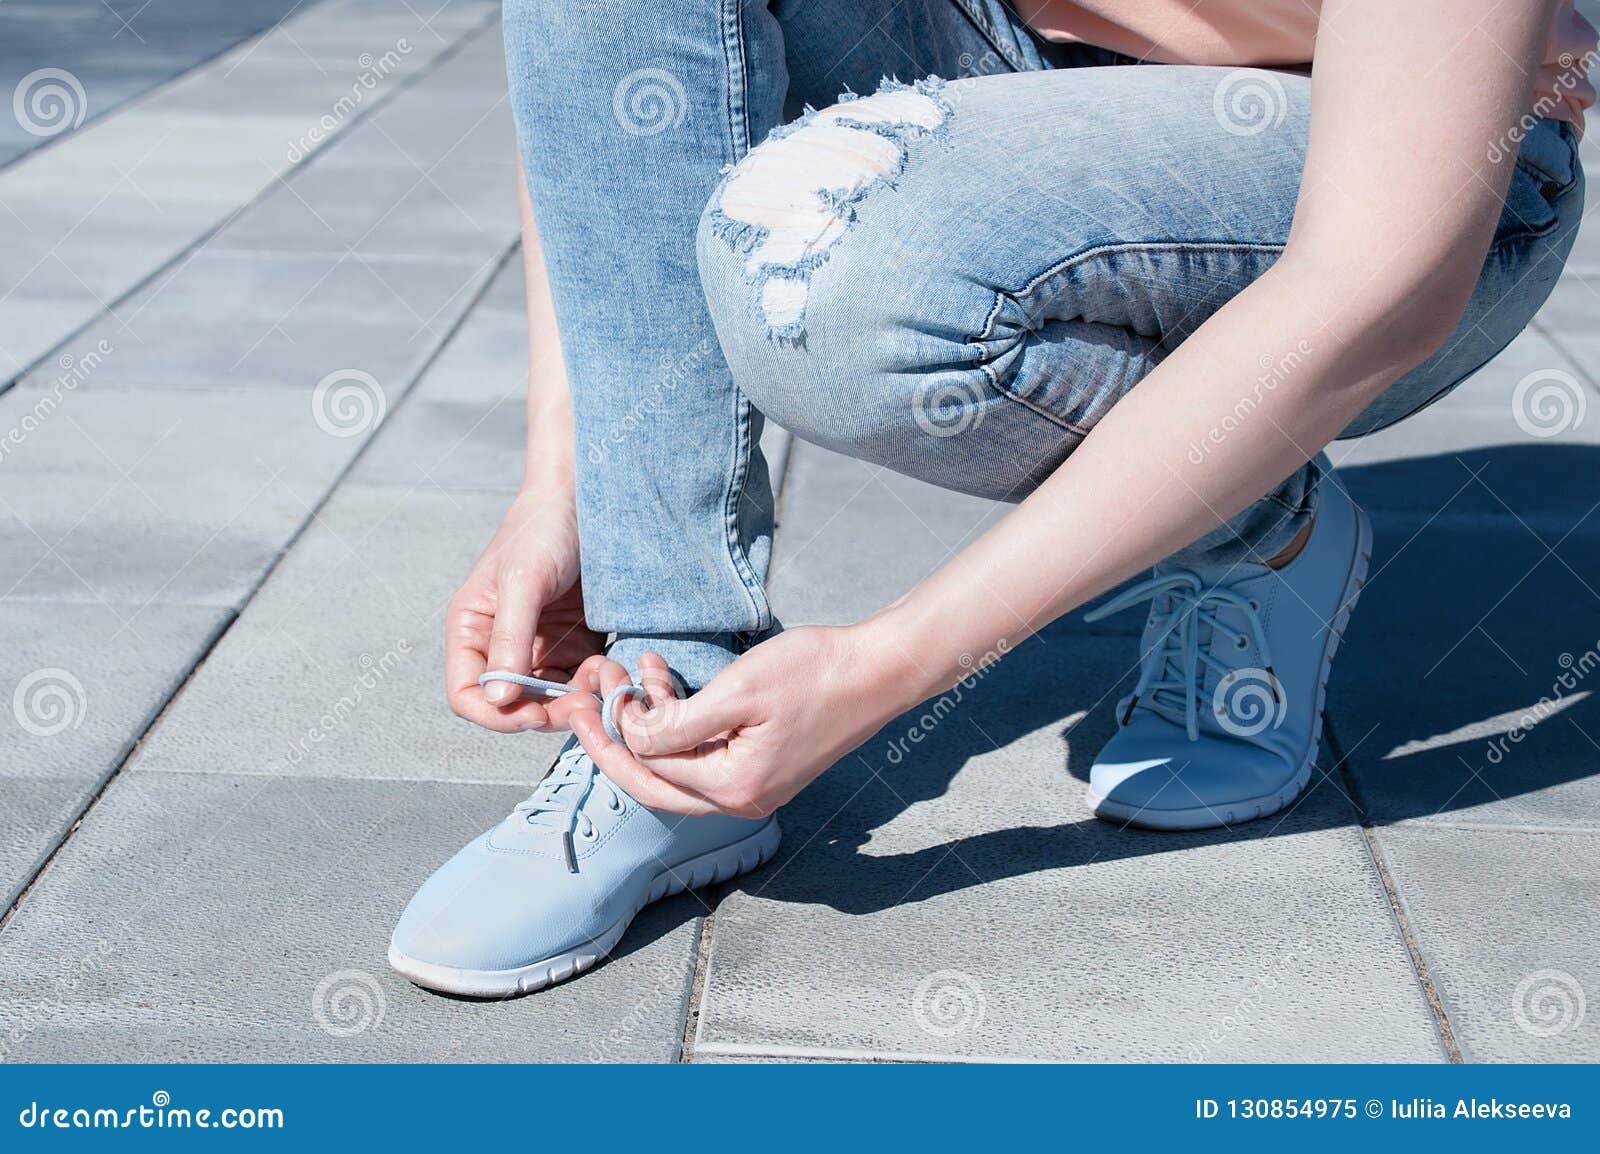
[[607, 798, 623, 814], [579, 828, 597, 841], [1248, 599, 1260, 611], [1234, 636, 1248, 650]]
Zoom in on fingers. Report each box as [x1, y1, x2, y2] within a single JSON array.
[[482, 568, 548, 705], [571, 710, 721, 816], [444, 599, 553, 733]]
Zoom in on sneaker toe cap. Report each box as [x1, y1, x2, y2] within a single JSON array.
[[1089, 726, 1296, 826], [389, 833, 605, 975]]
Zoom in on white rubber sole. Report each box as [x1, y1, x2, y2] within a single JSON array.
[[388, 818, 781, 998], [1089, 507, 1373, 832]]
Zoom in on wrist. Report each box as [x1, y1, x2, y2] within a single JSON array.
[[850, 598, 958, 717]]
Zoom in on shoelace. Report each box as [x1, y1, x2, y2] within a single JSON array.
[[477, 671, 649, 874], [1084, 571, 1279, 741]]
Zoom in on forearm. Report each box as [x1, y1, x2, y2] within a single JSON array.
[[517, 157, 576, 495], [863, 253, 1437, 708]]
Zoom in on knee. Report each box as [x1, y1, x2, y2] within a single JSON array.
[[696, 82, 961, 452]]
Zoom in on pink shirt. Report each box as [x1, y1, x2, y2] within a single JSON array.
[[1021, 1, 1597, 127]]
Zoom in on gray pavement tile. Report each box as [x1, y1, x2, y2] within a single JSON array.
[[770, 443, 1142, 633], [353, 392, 527, 492], [317, 91, 517, 173], [1372, 825, 1599, 1061], [1532, 275, 1600, 369], [1329, 516, 1600, 832], [350, 280, 528, 490], [0, 0, 312, 168], [0, 600, 230, 911], [1330, 330, 1600, 530], [0, 771, 698, 1061], [21, 248, 499, 392], [0, 385, 356, 607], [695, 624, 1441, 1061], [211, 155, 516, 260], [132, 484, 569, 784]]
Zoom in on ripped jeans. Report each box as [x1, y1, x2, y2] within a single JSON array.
[[505, 0, 1582, 690]]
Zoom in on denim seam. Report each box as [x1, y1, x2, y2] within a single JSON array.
[[710, 0, 771, 630]]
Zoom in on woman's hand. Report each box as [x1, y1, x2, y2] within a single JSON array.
[[570, 626, 919, 816], [444, 486, 605, 732]]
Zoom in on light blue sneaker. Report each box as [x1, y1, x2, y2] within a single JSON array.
[[1082, 480, 1371, 830], [389, 738, 779, 996]]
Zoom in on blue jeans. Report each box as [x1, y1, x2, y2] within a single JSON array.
[[505, 0, 1582, 690]]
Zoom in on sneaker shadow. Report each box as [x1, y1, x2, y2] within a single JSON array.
[[738, 444, 1600, 916]]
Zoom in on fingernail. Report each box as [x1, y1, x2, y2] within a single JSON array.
[[484, 683, 514, 705]]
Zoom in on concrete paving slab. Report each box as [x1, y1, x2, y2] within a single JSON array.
[[1329, 517, 1600, 832], [211, 154, 516, 259], [0, 600, 230, 911], [21, 248, 498, 392], [770, 443, 1141, 633], [132, 484, 568, 784], [694, 623, 1440, 1061], [0, 385, 356, 607], [0, 3, 500, 377], [0, 771, 699, 1062], [1373, 825, 1599, 1061], [0, 0, 311, 167], [1331, 330, 1600, 530], [1532, 275, 1600, 369]]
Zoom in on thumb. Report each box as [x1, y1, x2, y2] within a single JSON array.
[[622, 670, 750, 756]]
